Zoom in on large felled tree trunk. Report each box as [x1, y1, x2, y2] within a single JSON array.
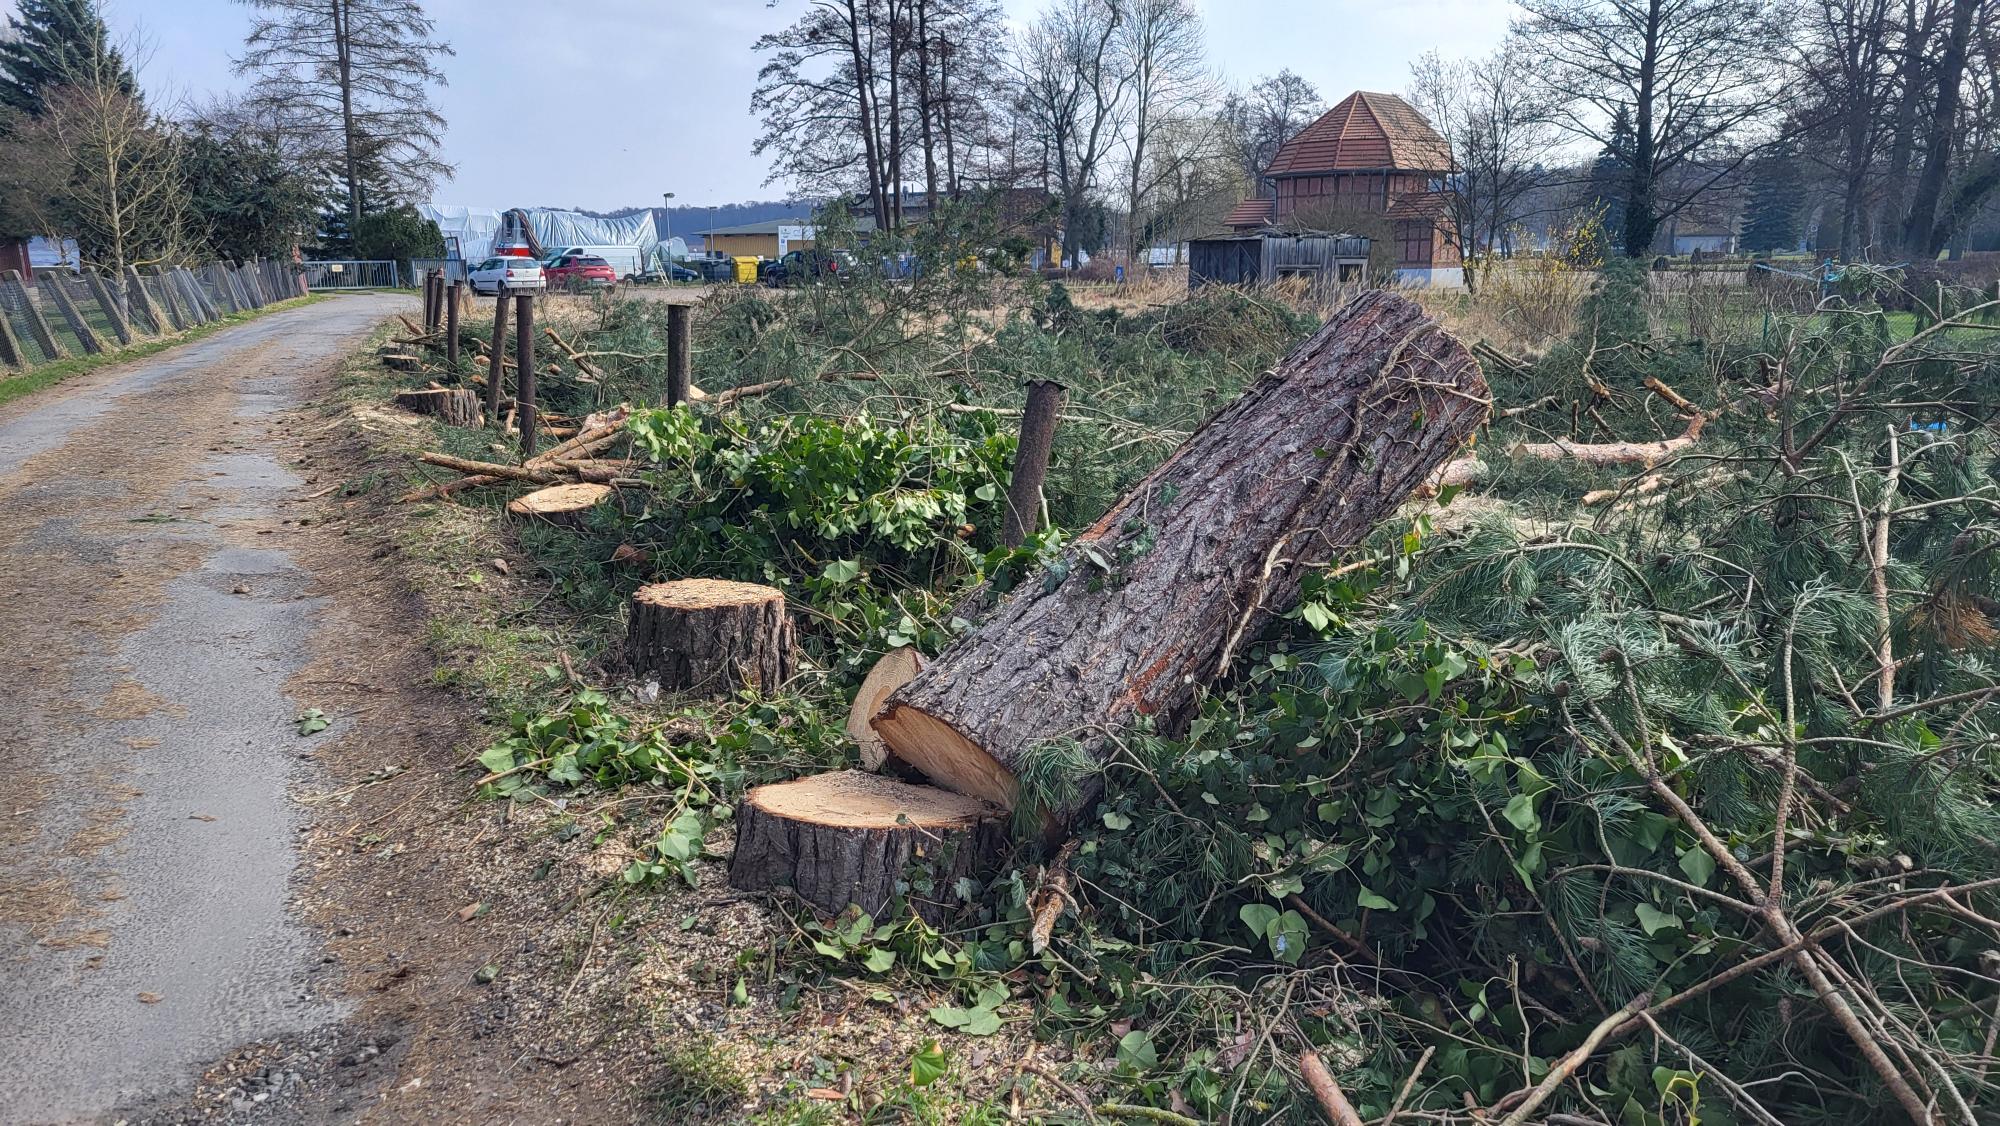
[[872, 291, 1488, 821]]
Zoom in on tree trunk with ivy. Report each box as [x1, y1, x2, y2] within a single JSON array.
[[871, 291, 1489, 825]]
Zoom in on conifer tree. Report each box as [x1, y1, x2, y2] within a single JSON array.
[[0, 0, 136, 117], [1740, 149, 1804, 254]]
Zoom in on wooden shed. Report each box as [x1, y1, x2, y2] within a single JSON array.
[[1188, 232, 1372, 290]]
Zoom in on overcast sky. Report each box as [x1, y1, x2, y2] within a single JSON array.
[[34, 0, 1517, 212]]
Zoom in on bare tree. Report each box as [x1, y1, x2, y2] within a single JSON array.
[[1015, 0, 1129, 268], [1789, 0, 1896, 258], [233, 0, 452, 233], [1117, 0, 1212, 258], [1898, 0, 1979, 254], [1409, 48, 1558, 295], [0, 50, 192, 279], [1514, 0, 1783, 257], [1133, 111, 1244, 253], [1220, 69, 1323, 186]]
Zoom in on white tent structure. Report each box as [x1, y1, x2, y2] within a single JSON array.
[[418, 205, 666, 266]]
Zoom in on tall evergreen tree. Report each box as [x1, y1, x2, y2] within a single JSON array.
[[1740, 148, 1804, 253], [1585, 104, 1635, 248], [234, 0, 453, 234], [0, 0, 136, 117]]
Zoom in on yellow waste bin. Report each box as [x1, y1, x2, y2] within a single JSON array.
[[732, 256, 760, 284]]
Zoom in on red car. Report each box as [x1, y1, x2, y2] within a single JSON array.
[[544, 253, 618, 292]]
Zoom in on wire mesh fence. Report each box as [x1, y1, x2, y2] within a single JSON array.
[[0, 257, 306, 377]]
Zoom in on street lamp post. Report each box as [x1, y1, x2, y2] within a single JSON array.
[[662, 192, 676, 271]]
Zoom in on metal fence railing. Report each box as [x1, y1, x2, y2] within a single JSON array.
[[409, 257, 468, 284], [0, 256, 306, 374], [303, 259, 402, 290]]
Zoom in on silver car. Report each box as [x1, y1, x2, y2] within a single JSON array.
[[468, 255, 546, 295]]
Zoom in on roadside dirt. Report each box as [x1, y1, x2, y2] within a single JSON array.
[[0, 296, 637, 1125]]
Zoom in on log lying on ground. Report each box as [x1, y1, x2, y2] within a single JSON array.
[[728, 770, 1006, 919], [396, 410, 632, 503], [393, 387, 482, 427], [847, 647, 925, 770], [627, 578, 797, 695], [872, 290, 1489, 820], [506, 482, 613, 528]]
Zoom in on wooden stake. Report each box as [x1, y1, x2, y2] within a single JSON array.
[[82, 268, 132, 344], [486, 290, 510, 424], [446, 280, 461, 367], [1003, 379, 1065, 547], [515, 293, 537, 456], [667, 302, 691, 407]]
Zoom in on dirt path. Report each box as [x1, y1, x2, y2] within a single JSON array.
[[0, 297, 628, 1125]]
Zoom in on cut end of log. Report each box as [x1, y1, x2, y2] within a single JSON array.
[[870, 703, 1020, 809], [846, 647, 925, 771], [728, 770, 1005, 918], [506, 482, 613, 527]]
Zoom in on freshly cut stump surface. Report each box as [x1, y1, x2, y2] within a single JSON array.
[[393, 386, 480, 426], [506, 482, 612, 528], [626, 579, 796, 695], [729, 770, 1005, 919]]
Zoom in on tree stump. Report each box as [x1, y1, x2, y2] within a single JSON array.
[[627, 579, 796, 695], [393, 387, 480, 426], [506, 482, 613, 529], [847, 647, 925, 770], [873, 291, 1489, 824], [728, 770, 1006, 919]]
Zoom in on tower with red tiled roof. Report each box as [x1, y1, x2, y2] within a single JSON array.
[[1223, 91, 1461, 285]]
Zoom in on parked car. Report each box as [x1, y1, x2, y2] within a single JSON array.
[[542, 244, 645, 280], [545, 254, 619, 292], [468, 255, 545, 295], [760, 249, 851, 286], [668, 263, 699, 282]]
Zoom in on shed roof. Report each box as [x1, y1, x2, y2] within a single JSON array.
[[1266, 91, 1452, 177], [1223, 197, 1275, 228]]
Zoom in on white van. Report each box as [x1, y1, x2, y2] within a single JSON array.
[[543, 244, 645, 281]]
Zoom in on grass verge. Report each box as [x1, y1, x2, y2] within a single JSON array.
[[0, 292, 330, 410]]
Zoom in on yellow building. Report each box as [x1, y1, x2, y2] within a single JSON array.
[[697, 219, 816, 261]]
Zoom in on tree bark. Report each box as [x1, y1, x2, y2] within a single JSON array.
[[506, 482, 612, 529], [626, 579, 797, 695], [729, 770, 1005, 919], [1002, 379, 1065, 547], [872, 291, 1487, 819]]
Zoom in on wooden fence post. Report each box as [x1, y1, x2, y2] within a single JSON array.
[[667, 302, 692, 407], [152, 267, 188, 331], [0, 302, 24, 368], [83, 268, 132, 344], [486, 289, 509, 423], [446, 280, 461, 367], [179, 267, 219, 322], [207, 264, 239, 315], [515, 293, 537, 456], [42, 275, 101, 354], [123, 265, 164, 334], [3, 270, 66, 361], [1002, 379, 1066, 547]]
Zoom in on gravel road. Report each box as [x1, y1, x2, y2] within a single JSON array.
[[0, 296, 401, 1124]]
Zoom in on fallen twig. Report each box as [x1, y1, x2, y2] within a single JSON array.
[[1300, 1050, 1364, 1126]]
